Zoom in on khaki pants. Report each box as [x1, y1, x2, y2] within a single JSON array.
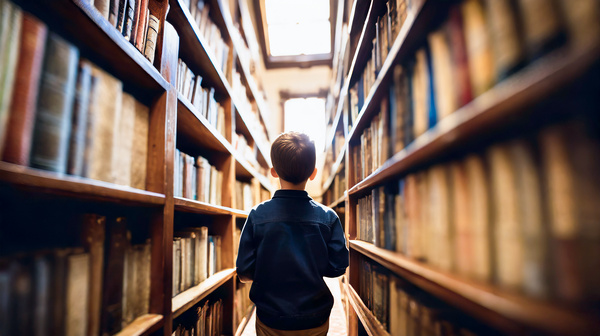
[[256, 317, 329, 336]]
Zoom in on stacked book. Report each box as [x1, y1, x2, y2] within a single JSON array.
[[0, 4, 149, 189], [172, 227, 221, 296], [174, 149, 223, 206]]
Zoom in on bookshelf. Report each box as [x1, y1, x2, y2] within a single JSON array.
[[321, 0, 600, 335], [0, 0, 274, 335]]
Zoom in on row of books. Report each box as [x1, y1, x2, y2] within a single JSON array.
[[172, 299, 223, 336], [234, 180, 255, 212], [350, 0, 599, 159], [231, 71, 270, 151], [0, 5, 149, 189], [183, 0, 231, 75], [174, 149, 223, 206], [322, 163, 346, 207], [359, 258, 491, 335], [173, 227, 221, 296], [92, 0, 161, 63], [351, 99, 390, 182], [356, 121, 600, 303], [0, 214, 151, 336], [348, 0, 418, 125], [233, 282, 252, 331], [177, 58, 226, 136]]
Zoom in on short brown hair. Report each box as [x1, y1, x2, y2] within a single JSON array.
[[270, 132, 316, 184]]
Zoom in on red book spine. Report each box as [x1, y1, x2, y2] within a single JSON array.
[[3, 13, 47, 166]]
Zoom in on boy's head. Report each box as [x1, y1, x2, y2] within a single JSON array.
[[270, 132, 316, 185]]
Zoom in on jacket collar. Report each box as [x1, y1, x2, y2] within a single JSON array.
[[273, 189, 312, 200]]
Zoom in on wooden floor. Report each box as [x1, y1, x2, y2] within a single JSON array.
[[241, 277, 348, 336]]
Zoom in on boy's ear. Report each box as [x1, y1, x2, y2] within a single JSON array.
[[270, 167, 279, 178], [309, 168, 318, 181]]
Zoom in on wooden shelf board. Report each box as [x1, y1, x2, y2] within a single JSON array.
[[167, 0, 229, 98], [345, 283, 390, 336], [114, 314, 163, 336], [174, 197, 248, 217], [327, 195, 347, 209], [15, 0, 168, 102], [346, 0, 428, 144], [177, 93, 231, 154], [344, 0, 374, 92], [234, 107, 272, 167], [350, 240, 600, 335], [322, 144, 347, 193], [0, 162, 165, 206], [172, 268, 236, 318], [348, 41, 600, 196]]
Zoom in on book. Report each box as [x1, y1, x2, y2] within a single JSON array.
[[94, 0, 110, 20], [428, 23, 456, 120], [101, 217, 128, 335], [112, 93, 135, 186], [130, 99, 149, 189], [67, 60, 93, 176], [516, 0, 564, 60], [172, 237, 181, 297], [484, 0, 523, 79], [412, 48, 429, 138], [446, 5, 473, 107], [450, 161, 473, 278], [557, 0, 600, 48], [108, 0, 120, 25], [81, 214, 106, 336], [65, 252, 90, 336], [143, 13, 159, 63], [2, 12, 47, 165], [86, 66, 123, 183], [29, 32, 79, 173]]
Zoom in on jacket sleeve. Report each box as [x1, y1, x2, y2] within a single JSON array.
[[323, 214, 349, 278], [236, 213, 256, 283]]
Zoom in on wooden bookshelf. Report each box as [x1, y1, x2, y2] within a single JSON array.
[[327, 195, 347, 209], [0, 0, 276, 335], [348, 41, 600, 196], [322, 143, 347, 193], [350, 240, 600, 335], [115, 314, 164, 336], [345, 282, 389, 336], [321, 0, 600, 335], [172, 268, 236, 318]]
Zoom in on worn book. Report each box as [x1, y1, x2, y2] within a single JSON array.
[[3, 12, 47, 165], [67, 60, 93, 176], [30, 33, 79, 173]]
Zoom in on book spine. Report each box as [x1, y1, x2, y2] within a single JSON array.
[[81, 214, 106, 336], [134, 0, 149, 51], [30, 33, 79, 173], [67, 60, 93, 176], [3, 13, 47, 165], [143, 14, 159, 63]]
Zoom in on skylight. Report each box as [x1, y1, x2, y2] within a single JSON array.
[[284, 97, 326, 152], [264, 0, 332, 57]]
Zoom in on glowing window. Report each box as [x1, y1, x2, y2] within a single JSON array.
[[284, 97, 326, 152]]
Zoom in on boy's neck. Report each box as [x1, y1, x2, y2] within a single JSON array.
[[278, 179, 308, 191]]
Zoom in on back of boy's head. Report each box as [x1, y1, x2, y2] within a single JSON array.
[[270, 132, 316, 184]]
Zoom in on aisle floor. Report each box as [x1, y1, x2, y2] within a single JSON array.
[[240, 277, 347, 336]]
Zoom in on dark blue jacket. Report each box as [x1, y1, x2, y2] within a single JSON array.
[[236, 189, 349, 330]]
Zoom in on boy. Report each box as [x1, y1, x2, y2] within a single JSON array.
[[236, 132, 349, 336]]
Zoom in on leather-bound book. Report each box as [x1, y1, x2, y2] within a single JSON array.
[[86, 66, 123, 183], [172, 237, 181, 297], [81, 214, 106, 336], [3, 13, 46, 165], [143, 13, 159, 63], [130, 0, 142, 46], [447, 6, 473, 107], [130, 99, 148, 190], [488, 144, 523, 291], [65, 251, 90, 336], [113, 93, 135, 186], [464, 154, 492, 282], [67, 60, 93, 176], [484, 0, 524, 79], [108, 0, 120, 26], [100, 217, 128, 335], [134, 0, 149, 51], [30, 33, 79, 173], [122, 0, 135, 41], [461, 0, 495, 98]]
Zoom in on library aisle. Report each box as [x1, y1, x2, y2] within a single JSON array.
[[240, 278, 347, 336]]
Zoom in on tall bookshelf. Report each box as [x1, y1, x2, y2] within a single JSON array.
[[0, 0, 274, 335], [322, 0, 600, 335]]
